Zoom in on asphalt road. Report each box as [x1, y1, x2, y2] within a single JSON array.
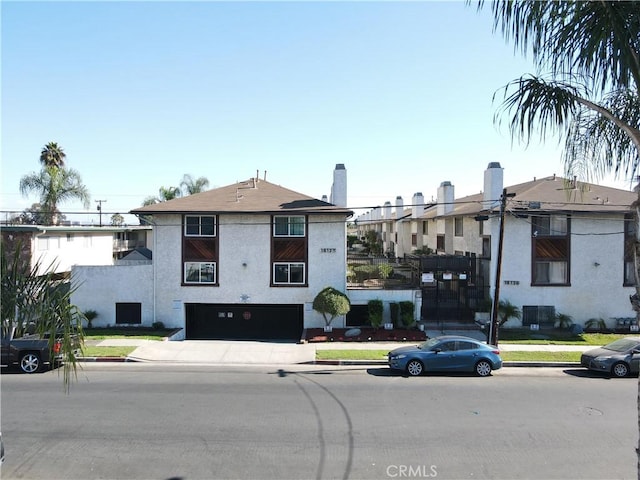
[[1, 364, 637, 480]]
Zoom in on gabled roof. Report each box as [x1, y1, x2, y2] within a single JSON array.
[[131, 178, 354, 216], [423, 175, 636, 219]]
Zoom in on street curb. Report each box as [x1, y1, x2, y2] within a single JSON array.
[[79, 357, 580, 368], [78, 357, 131, 363], [310, 360, 581, 368]]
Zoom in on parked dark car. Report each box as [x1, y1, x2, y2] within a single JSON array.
[[580, 337, 640, 377], [388, 335, 502, 377], [1, 330, 63, 374]]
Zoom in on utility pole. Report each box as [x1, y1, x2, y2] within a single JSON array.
[[95, 199, 107, 227], [488, 188, 514, 346]]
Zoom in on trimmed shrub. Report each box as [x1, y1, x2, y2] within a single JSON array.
[[399, 301, 415, 327], [368, 299, 384, 329]]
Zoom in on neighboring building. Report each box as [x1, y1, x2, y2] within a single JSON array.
[[0, 225, 152, 276], [72, 168, 353, 340], [355, 163, 638, 329]]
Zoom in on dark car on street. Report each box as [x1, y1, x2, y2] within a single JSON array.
[[580, 337, 640, 377], [388, 335, 502, 377]]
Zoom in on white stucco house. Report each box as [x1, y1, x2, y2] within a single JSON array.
[[0, 224, 152, 276], [355, 163, 638, 330], [72, 171, 354, 340]]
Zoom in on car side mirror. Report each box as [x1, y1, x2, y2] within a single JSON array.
[[432, 348, 441, 353]]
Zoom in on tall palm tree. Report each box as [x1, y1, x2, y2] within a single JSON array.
[[39, 142, 66, 168], [475, 0, 640, 472], [180, 174, 210, 196], [19, 167, 90, 225]]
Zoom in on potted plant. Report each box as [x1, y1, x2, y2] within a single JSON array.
[[312, 286, 351, 333]]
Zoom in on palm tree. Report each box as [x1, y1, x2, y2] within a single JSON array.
[[39, 142, 66, 168], [142, 186, 182, 206], [497, 300, 521, 328], [1, 240, 84, 391], [19, 167, 90, 225], [475, 0, 640, 471], [180, 174, 210, 196]]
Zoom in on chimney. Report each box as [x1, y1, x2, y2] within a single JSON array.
[[321, 195, 328, 202], [330, 164, 347, 207], [437, 182, 454, 216], [412, 192, 424, 219], [395, 196, 404, 220], [483, 162, 503, 209], [384, 201, 392, 220]]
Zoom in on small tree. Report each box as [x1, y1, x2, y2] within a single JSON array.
[[312, 287, 350, 329], [368, 299, 384, 329], [83, 310, 98, 329]]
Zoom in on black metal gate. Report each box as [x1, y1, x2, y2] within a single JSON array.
[[420, 255, 490, 324]]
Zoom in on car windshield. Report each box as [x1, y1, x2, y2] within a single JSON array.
[[418, 338, 442, 350], [603, 338, 640, 353]]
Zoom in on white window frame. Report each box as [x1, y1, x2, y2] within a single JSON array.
[[184, 262, 216, 284], [273, 262, 306, 285], [273, 216, 305, 237], [184, 215, 216, 237]]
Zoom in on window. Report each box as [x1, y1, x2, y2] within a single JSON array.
[[437, 235, 445, 251], [624, 214, 635, 285], [274, 216, 305, 237], [479, 219, 484, 236], [411, 234, 417, 246], [185, 215, 216, 236], [454, 217, 463, 237], [522, 305, 555, 327], [532, 215, 570, 285], [422, 221, 428, 235], [183, 215, 218, 285], [273, 263, 305, 284], [184, 262, 216, 284], [115, 302, 142, 325]]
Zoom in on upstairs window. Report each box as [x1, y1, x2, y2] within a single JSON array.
[[532, 215, 570, 286], [454, 217, 463, 237], [624, 214, 635, 286], [185, 215, 216, 237], [274, 216, 305, 237]]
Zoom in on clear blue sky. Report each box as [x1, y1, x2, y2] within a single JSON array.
[[1, 0, 632, 225]]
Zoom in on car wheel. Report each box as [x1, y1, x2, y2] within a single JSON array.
[[406, 359, 424, 376], [611, 362, 629, 378], [20, 352, 41, 374], [475, 360, 492, 377]]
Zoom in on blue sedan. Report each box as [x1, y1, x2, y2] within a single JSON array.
[[388, 335, 502, 377]]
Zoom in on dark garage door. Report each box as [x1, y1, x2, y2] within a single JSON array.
[[185, 303, 303, 340]]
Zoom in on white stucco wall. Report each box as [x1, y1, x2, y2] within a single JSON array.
[[347, 289, 422, 326], [495, 213, 634, 326], [71, 264, 153, 327], [33, 232, 114, 274], [150, 213, 349, 330]]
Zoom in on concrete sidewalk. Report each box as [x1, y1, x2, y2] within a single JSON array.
[[85, 330, 592, 366]]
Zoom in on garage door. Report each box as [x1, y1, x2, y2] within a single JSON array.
[[185, 303, 303, 340]]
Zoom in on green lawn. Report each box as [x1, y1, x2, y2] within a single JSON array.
[[82, 346, 137, 357], [497, 330, 626, 345], [315, 349, 582, 363], [83, 328, 173, 341]]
